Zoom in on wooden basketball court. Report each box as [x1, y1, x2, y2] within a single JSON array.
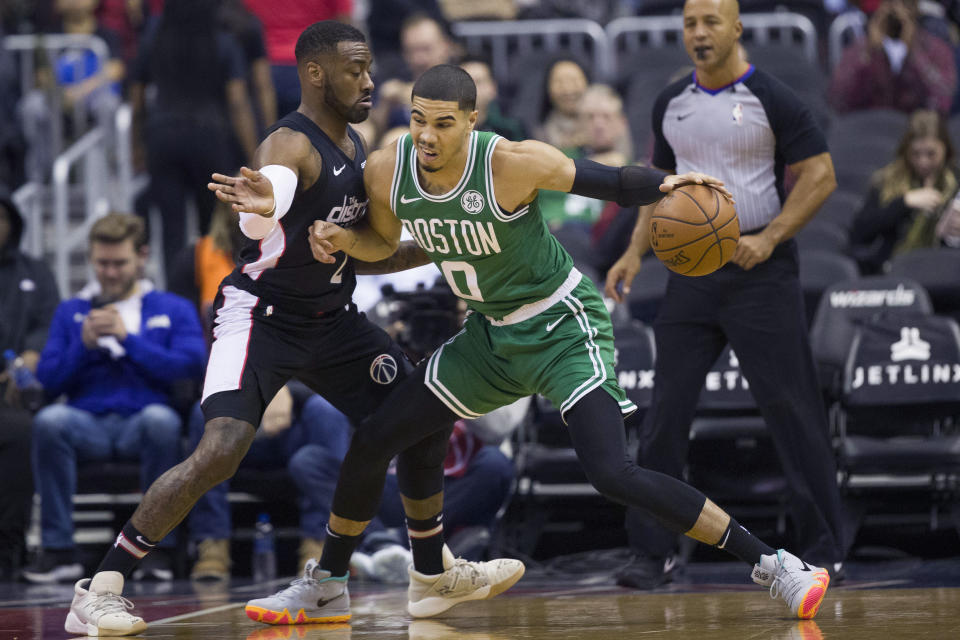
[[4, 558, 960, 639]]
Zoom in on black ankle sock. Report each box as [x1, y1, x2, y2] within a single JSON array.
[[95, 522, 158, 578], [407, 514, 445, 575], [716, 518, 776, 565], [319, 525, 360, 578]]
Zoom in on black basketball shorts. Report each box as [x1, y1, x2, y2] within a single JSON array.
[[201, 284, 412, 427]]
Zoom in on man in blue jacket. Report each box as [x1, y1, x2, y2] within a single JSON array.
[[23, 213, 207, 584]]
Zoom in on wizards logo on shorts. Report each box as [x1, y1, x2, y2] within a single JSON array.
[[370, 354, 398, 385]]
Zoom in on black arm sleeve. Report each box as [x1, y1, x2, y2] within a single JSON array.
[[570, 159, 669, 207]]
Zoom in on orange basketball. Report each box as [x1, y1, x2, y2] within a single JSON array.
[[649, 184, 740, 277]]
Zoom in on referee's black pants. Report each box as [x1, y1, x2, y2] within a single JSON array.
[[628, 239, 845, 564]]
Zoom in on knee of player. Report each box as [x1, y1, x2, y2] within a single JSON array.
[[581, 460, 635, 503], [348, 428, 391, 463], [190, 417, 255, 483]]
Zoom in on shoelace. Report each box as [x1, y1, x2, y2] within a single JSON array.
[[768, 565, 806, 605], [91, 592, 137, 616], [448, 558, 486, 587], [271, 573, 319, 598]]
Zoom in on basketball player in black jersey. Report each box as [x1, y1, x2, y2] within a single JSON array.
[[64, 22, 522, 637]]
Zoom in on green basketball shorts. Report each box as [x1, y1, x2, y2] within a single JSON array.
[[423, 271, 636, 423]]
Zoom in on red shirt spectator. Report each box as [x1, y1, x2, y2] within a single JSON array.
[[243, 0, 351, 65], [829, 0, 957, 115]]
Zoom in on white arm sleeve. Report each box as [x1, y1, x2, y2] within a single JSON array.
[[238, 164, 298, 240]]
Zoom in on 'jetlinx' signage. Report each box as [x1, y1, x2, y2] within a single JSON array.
[[849, 326, 960, 389]]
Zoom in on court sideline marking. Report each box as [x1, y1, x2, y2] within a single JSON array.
[[150, 602, 243, 625]]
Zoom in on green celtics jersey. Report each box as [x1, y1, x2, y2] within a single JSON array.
[[390, 130, 573, 320]]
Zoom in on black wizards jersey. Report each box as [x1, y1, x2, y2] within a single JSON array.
[[229, 111, 369, 316]]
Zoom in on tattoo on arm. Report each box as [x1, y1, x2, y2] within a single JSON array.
[[355, 240, 431, 275]]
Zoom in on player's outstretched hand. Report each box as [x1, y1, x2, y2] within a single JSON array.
[[208, 167, 276, 216], [604, 251, 642, 304], [309, 220, 348, 264], [661, 172, 735, 203]]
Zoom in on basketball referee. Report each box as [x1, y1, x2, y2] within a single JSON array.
[[605, 0, 845, 586]]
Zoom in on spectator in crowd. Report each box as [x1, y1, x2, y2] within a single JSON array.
[[95, 0, 145, 64], [366, 13, 457, 145], [220, 0, 277, 138], [580, 84, 633, 167], [188, 384, 351, 580], [49, 0, 125, 119], [540, 83, 629, 232], [438, 0, 517, 21], [365, 0, 447, 82], [519, 0, 623, 23], [22, 213, 206, 584], [850, 110, 960, 273], [0, 27, 25, 188], [829, 0, 957, 115], [0, 188, 59, 581], [167, 201, 242, 340], [18, 0, 125, 179], [131, 0, 257, 282], [460, 55, 526, 141], [535, 56, 589, 152], [244, 0, 351, 116]]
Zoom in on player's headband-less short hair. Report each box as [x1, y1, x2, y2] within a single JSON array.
[[412, 64, 477, 112], [295, 20, 366, 65]]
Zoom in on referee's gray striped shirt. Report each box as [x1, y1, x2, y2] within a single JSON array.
[[651, 66, 827, 233]]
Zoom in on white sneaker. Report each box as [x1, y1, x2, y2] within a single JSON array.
[[407, 546, 524, 618], [752, 549, 830, 619], [245, 558, 350, 625], [64, 571, 147, 636]]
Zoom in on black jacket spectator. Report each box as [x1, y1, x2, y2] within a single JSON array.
[[0, 188, 59, 581]]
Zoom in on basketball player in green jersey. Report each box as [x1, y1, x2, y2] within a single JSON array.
[[306, 64, 830, 619]]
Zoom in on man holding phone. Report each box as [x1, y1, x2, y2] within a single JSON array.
[[22, 213, 207, 585]]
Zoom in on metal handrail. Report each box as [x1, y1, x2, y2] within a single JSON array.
[[115, 102, 135, 213], [453, 18, 612, 83], [828, 10, 866, 69], [11, 182, 42, 258], [52, 125, 109, 294], [606, 12, 819, 78]]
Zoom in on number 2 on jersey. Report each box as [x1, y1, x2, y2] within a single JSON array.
[[441, 260, 484, 301], [330, 255, 349, 284]]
